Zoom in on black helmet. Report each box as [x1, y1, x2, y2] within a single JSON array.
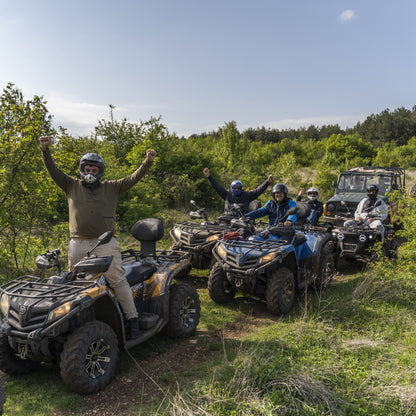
[[272, 183, 288, 196], [79, 153, 105, 184], [367, 184, 378, 199]]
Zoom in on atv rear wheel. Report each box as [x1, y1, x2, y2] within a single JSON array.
[[165, 284, 200, 338], [266, 267, 296, 315], [208, 263, 236, 304], [60, 321, 118, 394], [314, 242, 335, 292], [0, 333, 38, 375]]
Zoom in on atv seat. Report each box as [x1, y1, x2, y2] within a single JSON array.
[[124, 262, 157, 286]]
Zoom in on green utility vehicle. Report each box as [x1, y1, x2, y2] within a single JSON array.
[[323, 166, 405, 226]]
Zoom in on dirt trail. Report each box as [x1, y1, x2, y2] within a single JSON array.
[[61, 264, 356, 416]]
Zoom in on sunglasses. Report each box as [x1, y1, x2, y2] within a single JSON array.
[[232, 187, 242, 191]]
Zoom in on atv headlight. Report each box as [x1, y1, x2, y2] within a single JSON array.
[[216, 243, 227, 260], [207, 234, 220, 242], [172, 227, 182, 240], [0, 294, 9, 317], [48, 301, 73, 321], [260, 252, 279, 264]]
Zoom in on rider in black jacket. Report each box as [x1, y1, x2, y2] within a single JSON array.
[[296, 187, 324, 225], [203, 168, 273, 215]]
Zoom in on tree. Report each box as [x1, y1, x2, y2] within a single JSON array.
[[0, 84, 57, 271]]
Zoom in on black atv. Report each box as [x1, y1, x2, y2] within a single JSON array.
[[330, 201, 398, 263], [0, 218, 200, 394], [169, 200, 261, 269]]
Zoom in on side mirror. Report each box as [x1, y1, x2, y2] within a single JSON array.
[[286, 207, 298, 215], [87, 231, 113, 256], [35, 255, 52, 270]]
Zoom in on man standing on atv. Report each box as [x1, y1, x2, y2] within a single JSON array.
[[296, 187, 323, 226], [203, 168, 273, 215], [39, 135, 157, 340], [344, 184, 388, 240], [244, 183, 298, 227]]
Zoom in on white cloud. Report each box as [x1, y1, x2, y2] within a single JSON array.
[[255, 114, 367, 131], [338, 9, 356, 23], [44, 93, 128, 136]]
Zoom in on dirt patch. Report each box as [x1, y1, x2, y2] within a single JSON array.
[[60, 330, 219, 416], [60, 268, 356, 416]]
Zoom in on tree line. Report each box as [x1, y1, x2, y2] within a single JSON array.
[[1, 82, 415, 272]]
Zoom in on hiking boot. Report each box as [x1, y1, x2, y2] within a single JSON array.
[[127, 317, 140, 339]]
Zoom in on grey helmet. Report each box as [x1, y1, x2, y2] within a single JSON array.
[[79, 153, 105, 184], [272, 183, 288, 197]]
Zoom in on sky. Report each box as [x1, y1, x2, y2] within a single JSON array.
[[0, 0, 415, 138]]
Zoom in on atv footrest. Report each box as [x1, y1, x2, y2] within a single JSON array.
[[139, 312, 159, 329]]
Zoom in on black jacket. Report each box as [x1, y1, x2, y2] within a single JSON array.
[[207, 175, 270, 215]]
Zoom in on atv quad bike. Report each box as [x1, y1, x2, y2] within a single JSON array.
[[330, 201, 398, 263], [169, 200, 261, 269], [208, 205, 335, 315], [0, 218, 200, 394]]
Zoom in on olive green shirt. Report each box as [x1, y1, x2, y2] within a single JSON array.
[[42, 149, 153, 238]]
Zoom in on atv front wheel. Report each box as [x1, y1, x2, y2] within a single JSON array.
[[0, 333, 38, 375], [266, 267, 296, 315], [314, 242, 336, 292], [60, 321, 119, 394], [165, 284, 200, 338], [208, 264, 236, 303]]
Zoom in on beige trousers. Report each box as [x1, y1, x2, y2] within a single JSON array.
[[68, 237, 138, 319]]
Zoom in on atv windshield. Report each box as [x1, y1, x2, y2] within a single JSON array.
[[336, 174, 394, 196]]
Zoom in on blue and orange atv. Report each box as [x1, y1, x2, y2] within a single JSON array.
[[0, 219, 200, 394], [208, 204, 335, 315]]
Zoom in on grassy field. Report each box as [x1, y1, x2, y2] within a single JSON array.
[[1, 255, 416, 415], [2, 189, 416, 416]]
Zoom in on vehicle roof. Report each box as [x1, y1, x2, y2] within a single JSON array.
[[343, 166, 405, 175]]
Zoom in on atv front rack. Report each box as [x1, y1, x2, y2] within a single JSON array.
[[0, 275, 97, 299]]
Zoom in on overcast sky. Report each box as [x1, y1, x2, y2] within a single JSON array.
[[1, 0, 415, 137]]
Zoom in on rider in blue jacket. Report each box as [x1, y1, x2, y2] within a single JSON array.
[[245, 183, 298, 226]]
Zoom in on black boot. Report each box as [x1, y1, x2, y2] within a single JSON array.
[[127, 317, 140, 339]]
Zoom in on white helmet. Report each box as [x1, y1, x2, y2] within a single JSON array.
[[307, 187, 319, 201]]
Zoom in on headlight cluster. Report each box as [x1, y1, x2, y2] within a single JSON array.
[[207, 234, 220, 243], [172, 227, 182, 240], [0, 294, 9, 317], [326, 203, 335, 215], [216, 244, 227, 260], [259, 252, 280, 264], [47, 301, 73, 322]]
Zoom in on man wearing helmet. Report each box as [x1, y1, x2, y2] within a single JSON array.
[[296, 187, 323, 226], [39, 135, 157, 339], [344, 184, 388, 240], [245, 183, 298, 227], [203, 168, 273, 215]]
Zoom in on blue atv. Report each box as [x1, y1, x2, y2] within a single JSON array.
[[208, 204, 335, 315]]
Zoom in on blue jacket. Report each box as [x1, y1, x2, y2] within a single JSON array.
[[246, 198, 298, 226]]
